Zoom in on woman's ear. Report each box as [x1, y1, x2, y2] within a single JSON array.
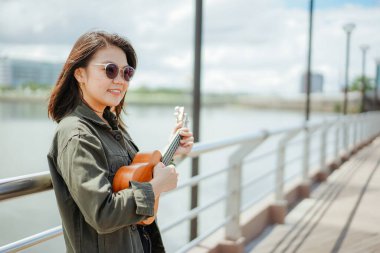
[[74, 68, 85, 84]]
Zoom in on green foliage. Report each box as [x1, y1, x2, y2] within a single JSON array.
[[0, 82, 52, 92], [21, 82, 52, 91], [0, 85, 15, 92], [349, 75, 374, 92], [334, 102, 341, 113], [130, 86, 188, 95]]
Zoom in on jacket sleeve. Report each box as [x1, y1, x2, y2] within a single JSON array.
[[57, 132, 155, 234]]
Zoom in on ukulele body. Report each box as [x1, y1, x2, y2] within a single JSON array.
[[113, 150, 162, 225]]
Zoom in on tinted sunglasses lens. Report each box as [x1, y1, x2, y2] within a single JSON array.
[[105, 64, 118, 79], [123, 66, 135, 81]]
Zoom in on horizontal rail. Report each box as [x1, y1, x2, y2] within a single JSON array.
[[284, 154, 305, 167], [0, 171, 52, 201], [242, 168, 276, 189], [173, 166, 229, 192], [241, 185, 276, 212], [175, 216, 233, 253], [161, 193, 229, 233], [244, 148, 278, 163], [0, 226, 62, 253]]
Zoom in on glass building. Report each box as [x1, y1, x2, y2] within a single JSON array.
[[0, 57, 63, 87]]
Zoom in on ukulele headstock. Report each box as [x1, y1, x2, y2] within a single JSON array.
[[174, 106, 189, 128]]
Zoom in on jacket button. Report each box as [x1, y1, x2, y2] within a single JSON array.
[[131, 225, 137, 231], [115, 134, 122, 141]]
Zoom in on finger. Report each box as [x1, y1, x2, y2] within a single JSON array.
[[172, 122, 183, 134], [181, 136, 194, 142], [176, 122, 184, 129], [183, 142, 194, 147], [179, 130, 192, 136], [180, 138, 194, 145]]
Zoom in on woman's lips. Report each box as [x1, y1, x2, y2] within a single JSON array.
[[107, 89, 122, 95]]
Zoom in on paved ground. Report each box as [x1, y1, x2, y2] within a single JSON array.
[[248, 137, 380, 253]]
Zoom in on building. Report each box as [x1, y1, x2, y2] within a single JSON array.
[[300, 72, 324, 93], [0, 57, 63, 87]]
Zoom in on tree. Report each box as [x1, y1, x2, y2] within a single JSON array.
[[349, 75, 374, 92]]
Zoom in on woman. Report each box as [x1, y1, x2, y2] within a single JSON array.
[[47, 31, 193, 253]]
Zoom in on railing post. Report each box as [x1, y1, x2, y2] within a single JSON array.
[[349, 116, 355, 150], [272, 129, 300, 224], [360, 113, 368, 144], [302, 126, 310, 182], [320, 123, 327, 172], [224, 132, 268, 250], [353, 115, 358, 148], [341, 116, 350, 161], [275, 142, 286, 202], [343, 117, 349, 150], [335, 119, 341, 161], [226, 161, 243, 240], [358, 115, 362, 143], [300, 124, 319, 198], [318, 121, 333, 181]]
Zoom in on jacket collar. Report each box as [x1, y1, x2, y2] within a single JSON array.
[[73, 101, 111, 129]]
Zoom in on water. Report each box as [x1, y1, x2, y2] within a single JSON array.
[[0, 100, 338, 252]]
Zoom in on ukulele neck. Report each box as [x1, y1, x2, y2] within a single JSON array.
[[161, 132, 181, 166]]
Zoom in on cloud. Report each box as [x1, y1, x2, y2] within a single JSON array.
[[0, 0, 379, 94]]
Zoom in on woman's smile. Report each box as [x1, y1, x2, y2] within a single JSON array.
[[107, 88, 123, 95]]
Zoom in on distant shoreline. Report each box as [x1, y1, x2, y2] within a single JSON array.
[[0, 91, 361, 113]]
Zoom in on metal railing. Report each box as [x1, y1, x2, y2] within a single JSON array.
[[1, 111, 380, 253]]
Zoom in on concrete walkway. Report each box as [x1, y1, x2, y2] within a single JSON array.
[[248, 137, 380, 253]]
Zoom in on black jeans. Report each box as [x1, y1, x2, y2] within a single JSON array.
[[137, 225, 152, 253]]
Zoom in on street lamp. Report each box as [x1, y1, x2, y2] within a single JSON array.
[[342, 23, 355, 115], [375, 58, 380, 106], [305, 0, 314, 122], [360, 45, 369, 112]]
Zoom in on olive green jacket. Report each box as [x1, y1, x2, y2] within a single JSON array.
[[47, 102, 165, 253]]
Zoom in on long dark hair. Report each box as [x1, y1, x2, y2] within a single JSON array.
[[48, 30, 137, 123]]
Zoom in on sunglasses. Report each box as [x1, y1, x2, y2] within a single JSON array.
[[93, 63, 135, 81]]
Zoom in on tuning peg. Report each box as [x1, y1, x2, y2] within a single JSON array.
[[184, 113, 190, 127], [174, 106, 180, 117]]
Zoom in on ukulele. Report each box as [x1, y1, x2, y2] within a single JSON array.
[[112, 106, 189, 225]]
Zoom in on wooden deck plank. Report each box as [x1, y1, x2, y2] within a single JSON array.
[[338, 153, 380, 253], [248, 138, 380, 253]]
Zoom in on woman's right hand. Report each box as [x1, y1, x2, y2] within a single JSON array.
[[150, 162, 178, 197]]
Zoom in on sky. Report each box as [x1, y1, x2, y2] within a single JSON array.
[[0, 0, 379, 95]]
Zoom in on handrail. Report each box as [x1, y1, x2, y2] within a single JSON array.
[[0, 172, 52, 201], [161, 193, 230, 233], [0, 226, 62, 253], [1, 111, 380, 253]]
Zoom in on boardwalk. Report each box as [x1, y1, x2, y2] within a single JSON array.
[[248, 137, 380, 253]]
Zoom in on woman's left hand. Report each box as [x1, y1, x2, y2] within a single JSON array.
[[171, 122, 194, 157]]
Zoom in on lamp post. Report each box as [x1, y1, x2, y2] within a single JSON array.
[[360, 45, 369, 112], [190, 0, 203, 241], [375, 58, 380, 106], [305, 0, 314, 122], [342, 23, 355, 115]]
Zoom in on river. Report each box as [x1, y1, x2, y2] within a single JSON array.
[[0, 100, 338, 252]]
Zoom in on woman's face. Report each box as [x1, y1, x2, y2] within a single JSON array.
[[75, 45, 130, 113]]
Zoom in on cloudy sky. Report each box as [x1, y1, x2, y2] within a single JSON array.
[[0, 0, 379, 94]]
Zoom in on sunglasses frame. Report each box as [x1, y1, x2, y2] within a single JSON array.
[[93, 63, 135, 81]]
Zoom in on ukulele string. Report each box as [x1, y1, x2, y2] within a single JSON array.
[[163, 135, 180, 165], [163, 133, 181, 165]]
